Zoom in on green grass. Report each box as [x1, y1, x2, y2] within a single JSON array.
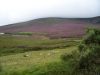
[[0, 46, 77, 71], [0, 35, 80, 75], [0, 28, 99, 75], [16, 32, 33, 35], [0, 36, 79, 47], [0, 46, 78, 75], [0, 35, 80, 56]]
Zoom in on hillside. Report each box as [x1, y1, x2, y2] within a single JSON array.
[[0, 17, 100, 75], [0, 17, 100, 38]]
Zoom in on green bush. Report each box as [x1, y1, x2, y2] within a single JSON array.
[[61, 53, 73, 61], [78, 44, 86, 52], [84, 28, 100, 45], [78, 28, 100, 74]]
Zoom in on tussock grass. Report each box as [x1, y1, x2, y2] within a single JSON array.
[[0, 36, 79, 56], [0, 46, 77, 75]]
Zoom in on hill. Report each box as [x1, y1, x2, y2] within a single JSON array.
[[0, 17, 100, 38]]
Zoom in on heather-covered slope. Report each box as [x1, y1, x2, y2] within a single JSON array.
[[0, 17, 100, 38]]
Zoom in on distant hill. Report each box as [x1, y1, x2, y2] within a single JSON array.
[[0, 17, 100, 38]]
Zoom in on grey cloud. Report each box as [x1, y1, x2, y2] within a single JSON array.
[[0, 0, 99, 26]]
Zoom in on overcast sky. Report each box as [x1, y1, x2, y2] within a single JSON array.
[[0, 0, 100, 26]]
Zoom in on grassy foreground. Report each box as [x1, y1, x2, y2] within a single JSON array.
[[0, 46, 77, 70], [0, 35, 80, 75], [0, 28, 99, 75]]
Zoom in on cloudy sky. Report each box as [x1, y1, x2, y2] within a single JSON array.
[[0, 0, 100, 26]]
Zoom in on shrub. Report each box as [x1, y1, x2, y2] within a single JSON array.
[[61, 53, 72, 61], [77, 28, 100, 74], [78, 44, 86, 52]]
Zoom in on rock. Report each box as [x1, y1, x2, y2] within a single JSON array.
[[23, 54, 29, 57], [47, 53, 51, 56]]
